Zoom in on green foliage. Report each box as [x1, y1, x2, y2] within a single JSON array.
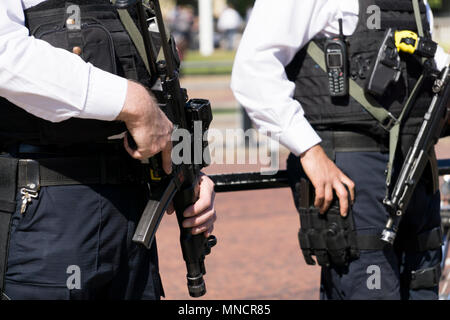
[[181, 49, 235, 75], [428, 0, 443, 9]]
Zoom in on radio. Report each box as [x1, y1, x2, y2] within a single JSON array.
[[325, 19, 349, 97]]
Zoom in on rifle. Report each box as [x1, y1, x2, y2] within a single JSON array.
[[114, 0, 216, 297], [210, 159, 450, 192], [381, 65, 450, 244]]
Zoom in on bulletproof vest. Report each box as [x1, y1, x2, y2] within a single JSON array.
[[0, 0, 150, 147], [285, 0, 434, 141]]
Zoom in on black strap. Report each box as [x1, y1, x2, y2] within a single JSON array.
[[318, 131, 388, 160], [412, 227, 442, 252], [400, 227, 443, 252], [356, 234, 388, 250], [14, 156, 148, 187], [0, 158, 18, 295], [356, 227, 443, 252]]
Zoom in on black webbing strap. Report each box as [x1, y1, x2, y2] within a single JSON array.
[[414, 227, 443, 251], [0, 158, 18, 299], [318, 131, 389, 160], [356, 227, 443, 252], [400, 227, 443, 252], [356, 234, 388, 250], [16, 156, 148, 187]]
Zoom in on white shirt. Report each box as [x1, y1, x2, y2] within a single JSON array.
[[0, 0, 127, 123], [231, 0, 449, 156]]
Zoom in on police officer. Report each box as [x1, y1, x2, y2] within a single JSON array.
[[232, 0, 449, 299], [0, 0, 217, 299]]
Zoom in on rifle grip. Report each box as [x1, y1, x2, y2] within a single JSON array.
[[126, 132, 138, 150]]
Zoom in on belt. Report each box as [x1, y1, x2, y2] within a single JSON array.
[[0, 155, 149, 190], [5, 142, 124, 158], [318, 131, 389, 160]]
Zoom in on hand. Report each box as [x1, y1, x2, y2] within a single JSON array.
[[116, 80, 173, 174], [167, 174, 217, 237], [300, 145, 355, 216]]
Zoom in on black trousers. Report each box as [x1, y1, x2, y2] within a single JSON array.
[[288, 151, 442, 300], [4, 183, 164, 300]]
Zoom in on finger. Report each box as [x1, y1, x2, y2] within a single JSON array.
[[314, 185, 325, 209], [184, 180, 214, 218], [190, 215, 216, 235], [341, 176, 355, 204], [321, 184, 333, 214], [334, 181, 349, 217], [124, 133, 143, 160], [183, 208, 216, 228], [166, 202, 175, 215], [161, 141, 173, 175]]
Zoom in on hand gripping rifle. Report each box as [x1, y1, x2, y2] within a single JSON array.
[[114, 0, 217, 297], [381, 65, 450, 244]]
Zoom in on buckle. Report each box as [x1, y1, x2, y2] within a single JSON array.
[[380, 112, 398, 131]]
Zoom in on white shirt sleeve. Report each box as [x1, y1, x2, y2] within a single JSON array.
[[0, 0, 127, 123], [231, 0, 347, 156]]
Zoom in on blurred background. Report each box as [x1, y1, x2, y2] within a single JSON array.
[[155, 0, 450, 300]]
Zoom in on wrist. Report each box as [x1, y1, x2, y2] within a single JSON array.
[[116, 80, 150, 123], [300, 143, 322, 160]]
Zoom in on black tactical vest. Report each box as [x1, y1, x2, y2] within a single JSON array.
[[285, 0, 434, 142], [0, 0, 150, 148]]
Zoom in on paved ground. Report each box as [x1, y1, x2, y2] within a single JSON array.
[[156, 74, 450, 300]]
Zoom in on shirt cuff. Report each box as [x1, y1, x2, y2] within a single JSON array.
[[79, 66, 128, 121], [279, 116, 322, 156]]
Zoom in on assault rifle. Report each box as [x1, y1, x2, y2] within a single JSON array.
[[114, 0, 216, 297], [381, 65, 450, 244]]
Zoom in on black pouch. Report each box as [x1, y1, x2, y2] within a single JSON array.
[[30, 7, 117, 74], [365, 28, 402, 97], [296, 178, 359, 267], [23, 8, 127, 145]]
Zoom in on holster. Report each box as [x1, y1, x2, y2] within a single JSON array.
[[0, 157, 18, 300], [296, 178, 359, 267]]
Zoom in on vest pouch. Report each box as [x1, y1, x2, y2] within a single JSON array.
[[296, 178, 359, 267], [297, 205, 360, 267], [365, 28, 402, 98], [27, 18, 126, 145], [31, 17, 117, 75]]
